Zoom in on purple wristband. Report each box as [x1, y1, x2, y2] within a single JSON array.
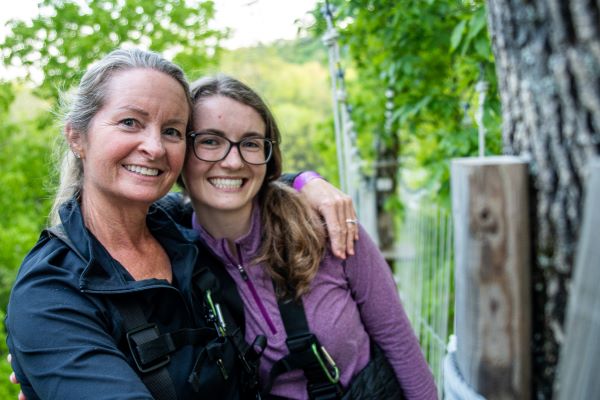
[[293, 171, 324, 191]]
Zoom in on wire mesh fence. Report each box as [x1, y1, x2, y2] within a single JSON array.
[[393, 203, 454, 398]]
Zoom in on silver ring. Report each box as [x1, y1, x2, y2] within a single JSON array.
[[345, 219, 358, 225]]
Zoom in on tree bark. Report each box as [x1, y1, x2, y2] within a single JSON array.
[[486, 0, 600, 398]]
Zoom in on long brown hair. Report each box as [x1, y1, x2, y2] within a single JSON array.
[[190, 75, 325, 299]]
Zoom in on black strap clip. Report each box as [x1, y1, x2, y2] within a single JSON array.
[[126, 323, 172, 373], [308, 381, 343, 400], [286, 333, 316, 353]]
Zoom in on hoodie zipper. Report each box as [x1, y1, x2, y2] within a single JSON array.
[[224, 241, 277, 335]]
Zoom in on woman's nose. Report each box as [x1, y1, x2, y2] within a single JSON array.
[[140, 130, 166, 159], [220, 144, 244, 168]]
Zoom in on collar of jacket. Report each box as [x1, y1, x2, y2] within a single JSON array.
[[57, 197, 198, 294], [156, 192, 195, 230], [192, 201, 263, 265]]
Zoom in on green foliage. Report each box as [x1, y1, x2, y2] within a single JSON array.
[[0, 82, 55, 395], [1, 0, 227, 99], [312, 0, 502, 204], [0, 311, 20, 398]]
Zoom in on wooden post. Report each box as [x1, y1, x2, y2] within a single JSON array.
[[451, 156, 531, 400], [555, 159, 600, 399]]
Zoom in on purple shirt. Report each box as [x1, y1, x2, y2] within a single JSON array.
[[193, 206, 437, 399]]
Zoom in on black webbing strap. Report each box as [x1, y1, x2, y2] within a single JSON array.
[[113, 296, 179, 400], [204, 258, 246, 329], [133, 327, 216, 366], [192, 262, 266, 398], [266, 298, 342, 400], [47, 226, 178, 400]]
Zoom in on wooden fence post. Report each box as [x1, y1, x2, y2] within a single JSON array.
[[451, 156, 531, 399], [555, 159, 600, 399]]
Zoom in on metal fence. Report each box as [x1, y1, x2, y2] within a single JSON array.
[[393, 203, 454, 398]]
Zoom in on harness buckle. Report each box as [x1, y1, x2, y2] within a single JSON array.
[[308, 381, 343, 400], [286, 333, 316, 352], [126, 323, 171, 373]]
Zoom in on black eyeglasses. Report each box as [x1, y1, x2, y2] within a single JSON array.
[[188, 132, 276, 165]]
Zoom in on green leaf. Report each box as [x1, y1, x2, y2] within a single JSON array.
[[467, 8, 487, 40], [474, 36, 491, 59], [450, 20, 466, 53]]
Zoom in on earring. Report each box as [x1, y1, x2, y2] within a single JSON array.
[[73, 151, 81, 159]]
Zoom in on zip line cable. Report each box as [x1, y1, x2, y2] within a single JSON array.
[[321, 0, 355, 194], [321, 0, 378, 244]]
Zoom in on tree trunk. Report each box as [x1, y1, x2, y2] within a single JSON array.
[[486, 0, 600, 398]]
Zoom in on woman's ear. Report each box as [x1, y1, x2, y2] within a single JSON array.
[[65, 122, 84, 159]]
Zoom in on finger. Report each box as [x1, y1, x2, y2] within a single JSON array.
[[336, 200, 350, 258], [344, 200, 358, 254], [6, 353, 11, 364], [10, 372, 18, 384], [352, 216, 359, 241], [322, 202, 347, 259], [19, 391, 26, 400], [346, 198, 359, 242]]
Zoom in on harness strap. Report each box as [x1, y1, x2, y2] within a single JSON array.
[[192, 262, 266, 396], [113, 296, 179, 400], [133, 327, 216, 366], [266, 298, 342, 400], [47, 225, 178, 400]]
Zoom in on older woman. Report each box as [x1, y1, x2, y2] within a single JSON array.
[[6, 49, 357, 400]]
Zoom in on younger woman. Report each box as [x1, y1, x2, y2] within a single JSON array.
[[181, 75, 438, 399]]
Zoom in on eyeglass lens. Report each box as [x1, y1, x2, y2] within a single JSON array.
[[193, 133, 272, 164]]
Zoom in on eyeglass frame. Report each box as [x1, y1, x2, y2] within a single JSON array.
[[188, 131, 277, 165]]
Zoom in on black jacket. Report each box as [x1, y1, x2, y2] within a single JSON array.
[[6, 197, 238, 399]]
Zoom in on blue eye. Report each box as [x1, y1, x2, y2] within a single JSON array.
[[241, 138, 264, 151], [163, 127, 183, 139], [196, 134, 225, 147], [120, 118, 137, 127], [200, 138, 219, 146]]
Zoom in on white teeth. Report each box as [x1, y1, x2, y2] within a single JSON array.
[[210, 178, 243, 189], [124, 165, 160, 176]]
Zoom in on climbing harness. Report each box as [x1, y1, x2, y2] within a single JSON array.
[[264, 296, 343, 400], [263, 292, 404, 400], [191, 260, 267, 398], [46, 225, 265, 400]]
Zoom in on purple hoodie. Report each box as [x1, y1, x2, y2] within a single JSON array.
[[193, 205, 437, 400]]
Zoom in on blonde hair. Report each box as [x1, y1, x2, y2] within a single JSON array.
[[49, 48, 192, 225], [190, 75, 325, 299]]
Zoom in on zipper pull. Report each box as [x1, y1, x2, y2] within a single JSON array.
[[237, 264, 249, 280]]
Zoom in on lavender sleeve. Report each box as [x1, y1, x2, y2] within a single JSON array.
[[344, 226, 438, 400]]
